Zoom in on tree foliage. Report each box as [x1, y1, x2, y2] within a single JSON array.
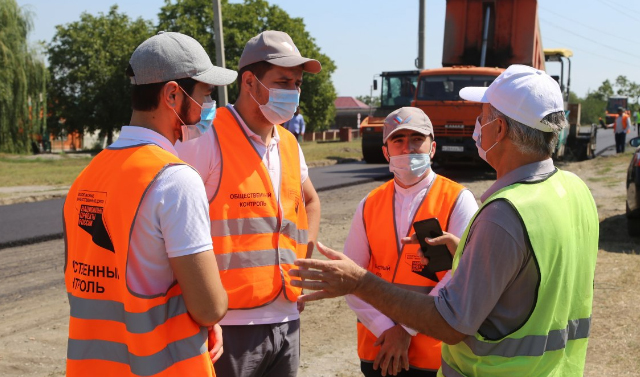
[[47, 6, 154, 144], [356, 95, 380, 108], [0, 0, 47, 153], [157, 0, 337, 131]]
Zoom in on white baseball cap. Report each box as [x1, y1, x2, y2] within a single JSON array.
[[129, 31, 237, 85], [459, 64, 564, 132]]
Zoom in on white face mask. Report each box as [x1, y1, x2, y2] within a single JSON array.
[[173, 88, 216, 142], [250, 76, 300, 125], [388, 152, 432, 186], [473, 116, 499, 162]]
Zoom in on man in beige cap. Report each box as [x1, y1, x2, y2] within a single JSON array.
[[342, 107, 477, 377], [63, 31, 236, 376], [175, 30, 321, 377], [290, 65, 599, 377]]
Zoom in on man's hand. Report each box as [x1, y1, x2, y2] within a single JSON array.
[[373, 325, 411, 376], [401, 231, 460, 264], [290, 242, 368, 302], [208, 324, 224, 363]]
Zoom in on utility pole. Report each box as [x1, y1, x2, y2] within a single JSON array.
[[416, 0, 426, 69], [212, 0, 228, 106]]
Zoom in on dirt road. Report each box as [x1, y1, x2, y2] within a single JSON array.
[[0, 155, 638, 376]]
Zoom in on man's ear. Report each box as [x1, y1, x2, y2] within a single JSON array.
[[430, 140, 436, 159], [495, 117, 509, 142], [241, 71, 255, 93], [382, 145, 390, 163], [162, 81, 181, 109]]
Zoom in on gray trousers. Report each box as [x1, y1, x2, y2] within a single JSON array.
[[214, 319, 300, 377]]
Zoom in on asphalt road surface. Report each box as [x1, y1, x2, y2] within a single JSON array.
[[0, 162, 392, 249]]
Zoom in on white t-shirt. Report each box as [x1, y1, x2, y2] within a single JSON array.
[[343, 171, 479, 337], [174, 105, 309, 325], [109, 126, 213, 296]]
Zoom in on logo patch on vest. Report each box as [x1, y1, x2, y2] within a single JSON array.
[[75, 190, 114, 252]]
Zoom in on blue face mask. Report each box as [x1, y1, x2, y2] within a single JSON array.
[[250, 76, 300, 125], [173, 88, 216, 142], [388, 152, 432, 186]]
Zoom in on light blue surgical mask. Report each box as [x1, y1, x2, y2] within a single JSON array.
[[173, 88, 216, 142], [473, 116, 499, 162], [250, 76, 300, 125], [389, 152, 432, 186]]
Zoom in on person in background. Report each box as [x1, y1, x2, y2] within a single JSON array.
[[291, 64, 599, 377], [175, 30, 321, 377], [284, 107, 306, 142], [63, 31, 235, 376], [344, 106, 477, 377], [614, 106, 631, 153]]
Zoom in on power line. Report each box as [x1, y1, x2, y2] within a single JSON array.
[[543, 36, 640, 69], [597, 0, 640, 23], [540, 19, 640, 60], [539, 6, 640, 47]]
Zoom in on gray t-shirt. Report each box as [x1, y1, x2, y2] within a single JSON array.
[[434, 158, 556, 340]]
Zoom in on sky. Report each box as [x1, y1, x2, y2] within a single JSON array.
[[16, 0, 640, 100]]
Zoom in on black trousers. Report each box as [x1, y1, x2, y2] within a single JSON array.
[[615, 132, 627, 153], [361, 361, 437, 377]]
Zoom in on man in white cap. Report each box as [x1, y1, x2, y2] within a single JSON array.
[[289, 65, 599, 377], [343, 107, 477, 377], [175, 30, 321, 377], [63, 31, 236, 376]]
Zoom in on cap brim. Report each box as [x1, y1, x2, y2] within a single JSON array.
[[192, 65, 238, 86], [459, 86, 489, 103], [267, 56, 322, 74], [383, 125, 432, 143]]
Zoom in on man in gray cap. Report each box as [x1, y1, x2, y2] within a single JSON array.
[[289, 65, 599, 377], [343, 107, 477, 377], [175, 30, 322, 377], [63, 31, 235, 376]]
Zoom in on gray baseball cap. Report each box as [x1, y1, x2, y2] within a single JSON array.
[[238, 30, 321, 73], [383, 107, 434, 143], [129, 31, 238, 85]]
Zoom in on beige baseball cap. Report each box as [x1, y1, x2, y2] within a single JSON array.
[[129, 31, 237, 85], [238, 30, 322, 73], [383, 107, 434, 143]]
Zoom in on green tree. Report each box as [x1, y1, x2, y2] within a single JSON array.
[[579, 91, 606, 124], [356, 95, 380, 108], [157, 0, 337, 131], [0, 0, 47, 153], [47, 6, 154, 145]]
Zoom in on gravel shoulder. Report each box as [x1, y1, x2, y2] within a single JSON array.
[[0, 155, 638, 376]]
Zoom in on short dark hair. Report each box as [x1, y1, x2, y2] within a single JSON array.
[[236, 61, 274, 94], [127, 64, 198, 111]]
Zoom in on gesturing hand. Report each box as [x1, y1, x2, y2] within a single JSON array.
[[373, 325, 411, 376], [290, 242, 368, 302]]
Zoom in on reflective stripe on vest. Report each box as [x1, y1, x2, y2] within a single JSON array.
[[63, 145, 213, 377], [211, 107, 308, 309], [441, 169, 598, 377], [360, 175, 465, 371]]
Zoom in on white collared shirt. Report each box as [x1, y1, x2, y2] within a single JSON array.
[[343, 171, 479, 337], [174, 105, 309, 325], [109, 126, 213, 296]]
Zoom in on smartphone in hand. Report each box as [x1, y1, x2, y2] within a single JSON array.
[[411, 218, 453, 281]]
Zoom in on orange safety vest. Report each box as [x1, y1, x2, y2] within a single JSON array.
[[359, 175, 465, 371], [210, 107, 309, 309], [63, 144, 214, 377], [617, 114, 630, 132]]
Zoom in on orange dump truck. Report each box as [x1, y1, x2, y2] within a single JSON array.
[[361, 0, 594, 164]]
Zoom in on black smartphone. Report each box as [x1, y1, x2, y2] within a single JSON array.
[[411, 218, 453, 281]]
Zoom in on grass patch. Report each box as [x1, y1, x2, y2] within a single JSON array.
[[300, 139, 362, 163], [0, 155, 91, 187]]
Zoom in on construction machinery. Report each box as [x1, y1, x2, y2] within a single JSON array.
[[360, 0, 594, 164]]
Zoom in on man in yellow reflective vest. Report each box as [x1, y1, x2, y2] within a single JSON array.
[[175, 30, 321, 377], [291, 64, 599, 377], [344, 107, 477, 377], [63, 32, 235, 376]]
